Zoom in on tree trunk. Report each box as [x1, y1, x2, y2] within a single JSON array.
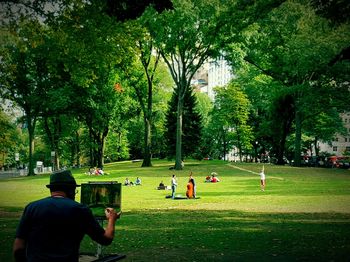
[[97, 139, 104, 168], [26, 114, 36, 176], [76, 131, 81, 167], [89, 128, 94, 167], [55, 150, 60, 170], [276, 137, 286, 165], [222, 129, 227, 161], [142, 117, 152, 167], [237, 131, 242, 162], [294, 109, 302, 167], [314, 137, 319, 156], [175, 96, 184, 170], [43, 117, 61, 170], [70, 140, 75, 167], [92, 127, 108, 169], [276, 126, 288, 165]]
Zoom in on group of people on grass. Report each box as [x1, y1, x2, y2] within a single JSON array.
[[170, 172, 197, 199], [87, 167, 106, 176], [124, 177, 142, 186], [205, 172, 220, 183], [169, 166, 266, 199]]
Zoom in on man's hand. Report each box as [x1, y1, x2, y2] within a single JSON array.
[[105, 208, 121, 222], [103, 208, 121, 242]]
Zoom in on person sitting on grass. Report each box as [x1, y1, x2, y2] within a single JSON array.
[[135, 177, 141, 185], [124, 178, 133, 186], [211, 172, 220, 183], [157, 181, 167, 190], [96, 168, 104, 175], [205, 175, 211, 182], [86, 167, 96, 175]]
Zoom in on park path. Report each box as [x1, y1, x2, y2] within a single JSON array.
[[0, 170, 27, 179], [227, 164, 284, 180]]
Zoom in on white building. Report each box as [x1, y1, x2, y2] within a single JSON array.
[[207, 56, 234, 100], [318, 112, 350, 156], [1, 99, 23, 122], [192, 57, 350, 160], [193, 56, 239, 161]]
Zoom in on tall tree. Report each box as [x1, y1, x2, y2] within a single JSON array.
[[0, 19, 49, 175], [268, 92, 295, 164], [165, 86, 203, 159], [123, 22, 161, 167], [303, 109, 346, 157], [145, 0, 224, 169], [49, 1, 132, 168], [0, 108, 23, 168], [203, 106, 235, 160], [224, 0, 350, 166], [213, 83, 252, 161]]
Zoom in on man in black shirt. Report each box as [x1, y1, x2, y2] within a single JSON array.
[[13, 169, 121, 262]]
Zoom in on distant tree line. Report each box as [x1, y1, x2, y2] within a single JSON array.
[[0, 0, 349, 174]]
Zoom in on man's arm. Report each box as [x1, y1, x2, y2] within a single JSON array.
[[13, 238, 26, 262], [86, 207, 121, 245], [103, 208, 121, 240]]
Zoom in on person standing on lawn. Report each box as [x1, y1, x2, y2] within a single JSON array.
[[189, 171, 196, 198], [259, 165, 266, 191], [13, 169, 121, 262], [186, 178, 194, 199], [171, 174, 177, 199]]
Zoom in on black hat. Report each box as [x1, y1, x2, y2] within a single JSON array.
[[46, 170, 80, 188]]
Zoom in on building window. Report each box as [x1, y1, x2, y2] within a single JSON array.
[[346, 147, 350, 152], [333, 146, 338, 152], [346, 138, 348, 142]]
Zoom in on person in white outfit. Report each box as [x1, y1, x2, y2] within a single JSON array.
[[259, 166, 266, 191], [171, 174, 177, 199]]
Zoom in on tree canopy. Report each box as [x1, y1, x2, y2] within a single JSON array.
[[1, 0, 349, 171]]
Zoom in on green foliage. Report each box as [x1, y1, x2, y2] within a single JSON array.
[[48, 2, 134, 168], [223, 0, 350, 164], [0, 109, 25, 168], [1, 0, 350, 172], [304, 110, 346, 142], [104, 130, 130, 163], [144, 0, 225, 168], [195, 92, 213, 127], [0, 18, 52, 175], [207, 82, 253, 160], [165, 86, 203, 159]]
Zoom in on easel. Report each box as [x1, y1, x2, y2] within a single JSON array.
[[79, 181, 125, 262], [79, 218, 125, 262], [96, 218, 105, 258]]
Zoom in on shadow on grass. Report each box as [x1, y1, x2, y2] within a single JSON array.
[[2, 208, 349, 261], [0, 207, 350, 262], [80, 210, 350, 262]]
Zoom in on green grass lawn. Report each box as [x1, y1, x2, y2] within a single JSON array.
[[1, 160, 350, 261]]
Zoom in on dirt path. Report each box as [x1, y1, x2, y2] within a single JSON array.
[[227, 164, 284, 180]]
